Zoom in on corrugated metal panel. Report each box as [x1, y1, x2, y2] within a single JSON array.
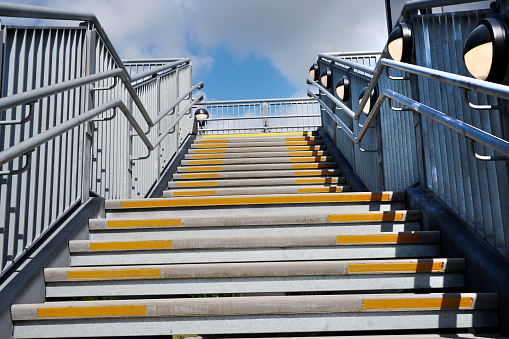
[[413, 10, 509, 256], [0, 27, 86, 273]]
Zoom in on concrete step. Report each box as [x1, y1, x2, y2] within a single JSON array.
[[173, 168, 341, 180], [68, 232, 440, 266], [184, 150, 330, 159], [195, 135, 322, 144], [163, 185, 351, 197], [176, 162, 336, 173], [105, 191, 403, 210], [181, 156, 334, 166], [191, 140, 324, 149], [196, 131, 319, 140], [12, 293, 498, 338], [90, 210, 421, 240], [187, 145, 328, 154], [44, 258, 465, 298], [168, 176, 344, 189]]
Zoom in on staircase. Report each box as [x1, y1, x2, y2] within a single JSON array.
[[11, 131, 500, 338]]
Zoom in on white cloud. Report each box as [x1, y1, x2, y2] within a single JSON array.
[[1, 0, 388, 87]]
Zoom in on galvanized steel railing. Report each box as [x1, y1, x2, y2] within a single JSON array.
[[196, 98, 320, 134], [313, 0, 509, 258], [0, 3, 203, 275]]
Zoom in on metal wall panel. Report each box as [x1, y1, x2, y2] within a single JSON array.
[[0, 27, 86, 274], [413, 9, 509, 256]]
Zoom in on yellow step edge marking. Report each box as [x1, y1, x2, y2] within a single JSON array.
[[185, 166, 222, 172], [288, 146, 321, 151], [362, 297, 472, 310], [199, 139, 229, 143], [201, 132, 313, 138], [177, 181, 218, 187], [195, 149, 227, 153], [173, 190, 216, 196], [296, 178, 337, 184], [291, 157, 326, 162], [328, 212, 405, 223], [89, 240, 172, 251], [286, 141, 318, 146], [197, 144, 229, 148], [336, 234, 421, 244], [107, 219, 181, 228], [294, 170, 335, 176], [191, 154, 225, 159], [181, 173, 221, 179], [188, 160, 224, 165], [299, 187, 343, 193], [120, 193, 391, 208], [67, 268, 162, 280], [292, 164, 330, 169], [348, 262, 443, 273], [38, 305, 147, 318], [289, 152, 324, 156]]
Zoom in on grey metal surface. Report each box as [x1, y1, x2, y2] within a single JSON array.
[[198, 98, 320, 134]]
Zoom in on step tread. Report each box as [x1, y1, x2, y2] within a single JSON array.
[[176, 162, 337, 172], [168, 176, 344, 188], [163, 185, 351, 197], [185, 150, 330, 159]]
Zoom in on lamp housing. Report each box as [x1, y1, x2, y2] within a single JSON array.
[[358, 86, 378, 115], [320, 68, 332, 89], [388, 22, 413, 63], [335, 76, 350, 101], [463, 18, 509, 83], [195, 108, 209, 121], [309, 63, 319, 81]]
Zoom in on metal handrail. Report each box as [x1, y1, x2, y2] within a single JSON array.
[[0, 2, 189, 83], [205, 114, 321, 122], [200, 98, 317, 105]]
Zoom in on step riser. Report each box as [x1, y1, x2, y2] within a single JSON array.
[[184, 150, 330, 159], [163, 185, 351, 197], [46, 273, 465, 298], [168, 177, 345, 188], [90, 223, 422, 240], [12, 311, 498, 338], [105, 203, 405, 219], [70, 245, 441, 266]]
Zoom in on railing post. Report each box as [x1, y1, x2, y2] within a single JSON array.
[[79, 23, 96, 202], [262, 102, 269, 132], [156, 75, 161, 182]]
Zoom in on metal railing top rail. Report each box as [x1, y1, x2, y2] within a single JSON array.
[[130, 59, 190, 82], [321, 51, 382, 58], [123, 58, 185, 64], [307, 57, 509, 158], [317, 0, 492, 120], [0, 70, 203, 167], [199, 97, 316, 105], [0, 2, 189, 84]]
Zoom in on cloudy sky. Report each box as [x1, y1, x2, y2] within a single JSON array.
[[2, 0, 389, 101]]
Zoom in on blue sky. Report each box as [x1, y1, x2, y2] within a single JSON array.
[[2, 0, 389, 101]]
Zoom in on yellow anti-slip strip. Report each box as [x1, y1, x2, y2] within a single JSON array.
[[299, 187, 343, 193], [195, 149, 227, 153], [185, 166, 222, 172], [188, 160, 224, 165], [288, 146, 321, 151], [173, 190, 216, 196], [177, 181, 218, 187], [286, 141, 318, 146], [191, 154, 225, 159], [348, 262, 443, 273], [328, 212, 405, 223], [201, 132, 313, 138], [107, 219, 181, 228], [199, 139, 229, 144], [38, 305, 147, 318], [291, 157, 326, 162], [362, 297, 472, 310], [67, 268, 161, 280], [119, 193, 391, 208], [285, 137, 316, 141], [294, 170, 335, 176], [336, 234, 421, 244], [89, 241, 172, 251]]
